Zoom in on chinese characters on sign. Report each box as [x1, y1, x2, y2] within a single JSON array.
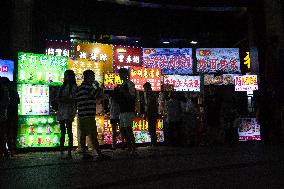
[[234, 75, 258, 91], [163, 75, 200, 92], [68, 58, 104, 85], [0, 59, 14, 81], [74, 43, 113, 72], [103, 119, 122, 145], [196, 48, 241, 73], [104, 73, 123, 90], [238, 118, 261, 141], [18, 52, 68, 86], [113, 45, 142, 72], [132, 118, 164, 143], [46, 40, 71, 57], [244, 52, 251, 69], [143, 48, 193, 75], [130, 67, 161, 91]]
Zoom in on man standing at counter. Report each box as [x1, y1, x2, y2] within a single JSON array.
[[76, 70, 111, 160], [115, 68, 136, 154]]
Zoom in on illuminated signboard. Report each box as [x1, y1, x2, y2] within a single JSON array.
[[95, 115, 105, 145], [0, 59, 14, 81], [163, 75, 200, 91], [104, 119, 122, 145], [113, 45, 142, 72], [18, 84, 49, 116], [68, 58, 103, 85], [74, 43, 113, 72], [244, 52, 251, 69], [234, 75, 258, 91], [17, 116, 61, 148], [196, 48, 241, 73], [130, 67, 161, 91], [143, 48, 193, 75], [46, 40, 71, 57], [204, 74, 239, 85], [238, 118, 261, 141], [18, 52, 68, 86], [132, 118, 164, 143], [104, 73, 123, 90]]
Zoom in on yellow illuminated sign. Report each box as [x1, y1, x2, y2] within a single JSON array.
[[244, 52, 251, 69]]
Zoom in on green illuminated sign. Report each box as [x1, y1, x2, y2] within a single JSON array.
[[17, 52, 68, 86]]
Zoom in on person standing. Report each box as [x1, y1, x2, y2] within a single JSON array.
[[115, 68, 136, 154], [76, 70, 111, 160], [143, 82, 158, 148], [165, 92, 182, 146], [0, 77, 10, 159], [5, 80, 20, 157], [108, 91, 121, 150], [56, 70, 77, 159]]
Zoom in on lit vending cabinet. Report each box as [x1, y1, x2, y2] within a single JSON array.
[[17, 116, 61, 148], [16, 52, 68, 148]]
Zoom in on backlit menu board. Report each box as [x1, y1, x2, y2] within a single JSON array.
[[196, 48, 241, 73], [234, 75, 258, 91], [0, 59, 14, 81], [68, 58, 104, 85], [113, 45, 142, 72], [238, 118, 261, 141], [163, 75, 200, 91], [18, 52, 68, 86], [18, 84, 49, 115], [132, 118, 164, 143], [143, 48, 193, 75], [104, 119, 122, 145], [104, 73, 123, 90], [17, 116, 61, 148], [74, 43, 113, 72], [104, 118, 164, 144], [130, 67, 161, 91]]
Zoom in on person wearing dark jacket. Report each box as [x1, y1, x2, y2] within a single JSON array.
[[143, 82, 158, 147]]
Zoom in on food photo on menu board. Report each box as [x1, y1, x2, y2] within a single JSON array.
[[17, 116, 61, 148], [238, 118, 261, 141], [196, 48, 241, 73], [17, 52, 68, 86], [17, 84, 49, 115], [143, 48, 193, 75], [204, 74, 239, 85]]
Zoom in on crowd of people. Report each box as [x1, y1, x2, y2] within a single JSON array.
[[0, 68, 257, 160]]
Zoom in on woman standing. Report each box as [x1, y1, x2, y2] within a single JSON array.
[[57, 70, 77, 159]]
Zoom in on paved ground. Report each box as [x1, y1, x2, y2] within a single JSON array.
[[1, 143, 284, 189]]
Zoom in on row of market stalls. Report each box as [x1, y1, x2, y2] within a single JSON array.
[[0, 40, 260, 149]]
